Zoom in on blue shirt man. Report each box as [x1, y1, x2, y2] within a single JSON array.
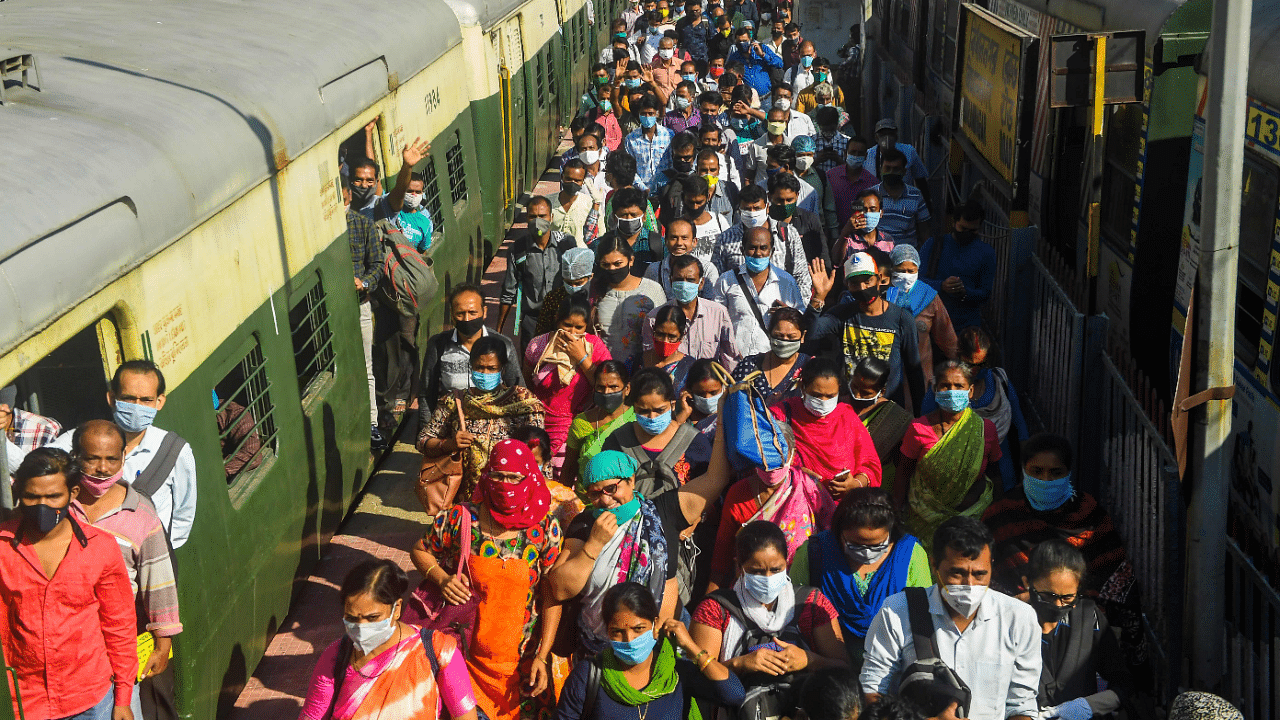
[[726, 27, 783, 98], [917, 205, 996, 330], [623, 99, 674, 192]]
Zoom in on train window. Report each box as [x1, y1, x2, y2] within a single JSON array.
[[288, 274, 336, 399], [214, 337, 278, 486], [447, 129, 468, 204], [2, 315, 122, 436], [548, 43, 558, 100], [931, 0, 960, 84], [1238, 152, 1278, 296], [421, 155, 445, 222], [339, 120, 384, 184], [536, 51, 546, 108]]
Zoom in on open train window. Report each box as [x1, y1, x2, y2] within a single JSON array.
[[447, 129, 469, 204], [288, 273, 336, 400], [421, 155, 445, 222], [2, 315, 123, 438], [339, 118, 386, 187], [931, 0, 960, 85], [214, 336, 278, 486]]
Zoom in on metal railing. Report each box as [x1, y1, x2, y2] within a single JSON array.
[[1225, 537, 1280, 720], [1019, 253, 1086, 443]]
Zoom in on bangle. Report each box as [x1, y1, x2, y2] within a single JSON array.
[[575, 355, 589, 369], [583, 545, 599, 560], [694, 649, 709, 662], [698, 655, 713, 671], [423, 563, 439, 578]]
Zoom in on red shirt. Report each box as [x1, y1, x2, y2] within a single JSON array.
[[0, 518, 138, 717]]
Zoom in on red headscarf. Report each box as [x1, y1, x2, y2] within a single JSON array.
[[481, 439, 552, 530]]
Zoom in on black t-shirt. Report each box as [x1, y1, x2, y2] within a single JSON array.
[[565, 490, 688, 580], [601, 429, 714, 479]]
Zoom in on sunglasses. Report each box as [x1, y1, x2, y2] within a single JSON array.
[[1030, 588, 1078, 606], [585, 481, 624, 500]]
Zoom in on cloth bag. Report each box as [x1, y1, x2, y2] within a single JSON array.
[[711, 362, 790, 472]]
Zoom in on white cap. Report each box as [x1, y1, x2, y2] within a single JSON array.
[[844, 251, 878, 279]]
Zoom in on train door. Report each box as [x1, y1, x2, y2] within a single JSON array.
[[499, 17, 529, 200], [1045, 106, 1089, 264]]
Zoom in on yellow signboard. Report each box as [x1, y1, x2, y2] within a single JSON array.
[[955, 3, 1037, 187]]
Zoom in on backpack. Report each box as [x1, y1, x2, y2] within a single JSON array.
[[612, 422, 699, 498], [707, 586, 814, 720], [375, 219, 439, 317], [901, 587, 973, 719]]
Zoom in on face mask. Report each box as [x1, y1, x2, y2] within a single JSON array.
[[625, 77, 642, 88], [954, 229, 979, 244], [600, 100, 613, 113], [849, 390, 882, 409], [636, 409, 673, 435], [674, 158, 695, 174], [655, 339, 681, 357], [593, 495, 642, 523], [842, 538, 890, 565], [20, 503, 69, 534], [720, 28, 731, 37], [711, 65, 726, 76], [580, 149, 600, 166], [114, 400, 158, 434], [660, 7, 669, 17], [703, 173, 720, 191], [801, 56, 814, 68], [615, 215, 644, 237], [803, 393, 838, 417], [454, 316, 485, 336], [672, 280, 700, 304], [863, 210, 882, 232], [594, 390, 626, 412], [846, 154, 866, 170], [682, 73, 698, 83], [880, 171, 905, 188], [1030, 592, 1073, 624], [565, 279, 591, 295], [531, 217, 552, 236], [640, 114, 658, 129], [741, 208, 768, 228], [773, 97, 791, 112], [730, 116, 750, 130], [471, 370, 502, 392], [610, 627, 658, 664], [850, 284, 880, 304], [79, 469, 123, 498], [770, 337, 802, 359], [603, 265, 633, 286], [815, 71, 829, 82], [675, 96, 692, 110], [796, 156, 814, 173], [343, 604, 399, 654], [659, 48, 675, 60], [935, 388, 971, 413], [767, 121, 787, 137], [769, 201, 796, 221], [891, 272, 918, 294], [738, 41, 751, 54], [562, 180, 583, 196], [742, 571, 791, 604], [684, 200, 706, 217], [691, 391, 721, 414], [744, 255, 770, 273], [1024, 472, 1075, 511], [350, 184, 376, 208], [403, 192, 423, 210], [940, 583, 988, 618]]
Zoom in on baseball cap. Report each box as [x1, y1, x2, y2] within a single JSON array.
[[844, 252, 878, 279], [874, 118, 897, 133]]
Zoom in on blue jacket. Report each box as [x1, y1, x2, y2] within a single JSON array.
[[727, 44, 783, 98], [918, 233, 997, 330]]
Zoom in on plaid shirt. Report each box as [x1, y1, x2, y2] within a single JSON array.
[[623, 125, 674, 192], [347, 209, 381, 291], [813, 131, 850, 173], [875, 182, 932, 247], [709, 220, 813, 305], [5, 408, 61, 453]]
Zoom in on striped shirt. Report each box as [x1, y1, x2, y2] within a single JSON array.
[[72, 484, 182, 637], [623, 126, 674, 192], [874, 182, 931, 247]]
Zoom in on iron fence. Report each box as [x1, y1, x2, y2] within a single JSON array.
[[1225, 537, 1280, 719]]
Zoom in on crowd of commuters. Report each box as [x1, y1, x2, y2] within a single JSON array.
[[0, 2, 1237, 720]]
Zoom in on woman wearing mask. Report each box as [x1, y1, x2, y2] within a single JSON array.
[[706, 423, 834, 592], [849, 357, 913, 493], [419, 336, 546, 500], [691, 521, 848, 714], [788, 488, 931, 668], [526, 302, 612, 477], [300, 560, 479, 720], [983, 434, 1145, 679], [730, 307, 809, 404], [629, 305, 696, 393], [564, 360, 634, 488], [411, 440, 563, 720], [602, 368, 714, 492], [555, 582, 744, 720], [884, 244, 957, 384], [770, 357, 881, 499], [896, 361, 1000, 554], [676, 358, 726, 439], [1020, 540, 1134, 720], [591, 236, 668, 362]]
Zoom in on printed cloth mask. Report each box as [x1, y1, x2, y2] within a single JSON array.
[[769, 201, 796, 221], [611, 628, 658, 664], [80, 468, 124, 498], [636, 409, 673, 435], [671, 280, 700, 304], [594, 390, 625, 412], [803, 393, 838, 417], [481, 439, 551, 529], [1024, 471, 1075, 511], [471, 370, 502, 392], [934, 389, 971, 413], [114, 400, 158, 434], [742, 571, 791, 604], [744, 255, 771, 273]]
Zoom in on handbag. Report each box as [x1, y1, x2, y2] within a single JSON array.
[[416, 395, 468, 517], [407, 508, 480, 649], [711, 362, 790, 472]]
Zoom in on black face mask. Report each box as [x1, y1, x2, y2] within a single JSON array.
[[685, 201, 707, 217], [1030, 592, 1073, 624], [350, 183, 376, 207], [454, 316, 485, 336], [880, 172, 905, 188], [21, 503, 68, 534], [674, 158, 695, 174], [602, 265, 632, 285], [954, 229, 979, 244], [562, 180, 583, 196], [594, 390, 625, 412], [851, 285, 881, 304], [616, 216, 644, 236]]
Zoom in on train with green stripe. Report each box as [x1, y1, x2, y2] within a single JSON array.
[[0, 0, 621, 717]]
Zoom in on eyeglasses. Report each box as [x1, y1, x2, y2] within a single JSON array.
[[1030, 588, 1078, 606], [585, 482, 623, 500]]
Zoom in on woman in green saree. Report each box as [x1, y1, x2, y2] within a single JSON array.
[[563, 360, 635, 487], [850, 357, 913, 493], [896, 361, 1001, 554]]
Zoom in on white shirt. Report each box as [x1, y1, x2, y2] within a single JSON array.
[[51, 425, 198, 549], [710, 264, 804, 356], [785, 110, 816, 140], [861, 585, 1042, 720], [783, 66, 815, 93], [714, 150, 743, 189], [796, 176, 819, 215]]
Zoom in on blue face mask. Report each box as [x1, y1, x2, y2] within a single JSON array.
[[742, 571, 792, 604], [1024, 472, 1075, 512], [682, 73, 698, 82], [800, 55, 814, 68], [640, 114, 658, 129], [671, 280, 700, 303], [114, 400, 158, 433], [636, 409, 672, 435], [934, 389, 970, 413], [744, 255, 770, 273], [592, 494, 643, 523], [610, 628, 659, 664], [625, 77, 643, 89], [863, 210, 882, 232], [471, 370, 502, 392]]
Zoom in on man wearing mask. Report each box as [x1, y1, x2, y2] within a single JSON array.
[[348, 137, 431, 222], [644, 250, 740, 370], [875, 146, 931, 248], [419, 284, 524, 414], [645, 216, 721, 296], [393, 174, 436, 253], [592, 187, 662, 276], [708, 19, 734, 63], [780, 22, 805, 68], [782, 41, 817, 93], [726, 24, 781, 99], [623, 0, 646, 33], [917, 201, 996, 330], [837, 188, 895, 259], [804, 252, 925, 413], [791, 135, 836, 238], [653, 131, 701, 218], [551, 159, 599, 242], [762, 144, 819, 215], [725, 0, 758, 28], [679, 174, 732, 260], [861, 517, 1041, 720], [602, 26, 643, 65], [768, 170, 829, 274], [743, 107, 790, 184], [866, 118, 933, 211], [663, 81, 703, 134], [696, 146, 740, 223], [710, 226, 805, 356], [71, 421, 182, 720], [578, 129, 611, 200], [761, 84, 815, 138], [796, 60, 846, 113], [1, 384, 61, 474], [498, 197, 579, 345], [50, 361, 197, 548], [676, 0, 711, 64], [338, 175, 385, 449], [0, 448, 138, 720], [828, 134, 878, 229], [710, 184, 813, 304], [623, 96, 674, 192], [650, 34, 690, 100]]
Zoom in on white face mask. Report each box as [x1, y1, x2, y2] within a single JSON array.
[[580, 149, 601, 166], [774, 97, 791, 111], [741, 207, 768, 227], [343, 602, 399, 654], [796, 156, 814, 173], [803, 393, 839, 417], [891, 272, 918, 293], [659, 47, 675, 60], [940, 584, 988, 618], [691, 392, 722, 414], [403, 192, 424, 210]]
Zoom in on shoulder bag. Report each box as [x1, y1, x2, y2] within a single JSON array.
[[416, 395, 467, 517]]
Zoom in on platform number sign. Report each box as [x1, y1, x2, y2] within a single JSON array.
[[1247, 99, 1280, 162]]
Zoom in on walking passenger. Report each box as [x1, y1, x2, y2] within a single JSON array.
[[873, 147, 931, 248], [0, 384, 61, 473], [726, 25, 782, 98], [498, 198, 579, 346], [525, 302, 611, 476], [729, 305, 809, 402], [624, 96, 675, 192], [553, 160, 598, 243], [536, 248, 596, 337], [630, 305, 698, 393], [836, 189, 896, 260], [420, 284, 524, 414], [917, 201, 996, 331], [300, 561, 478, 720], [711, 187, 813, 302], [885, 244, 958, 386], [563, 360, 635, 486], [675, 359, 725, 438], [591, 236, 668, 362], [643, 220, 721, 298], [643, 253, 739, 369], [828, 136, 878, 231], [850, 357, 914, 490], [601, 368, 714, 492], [594, 186, 661, 276]]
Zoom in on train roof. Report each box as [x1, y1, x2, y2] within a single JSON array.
[[0, 0, 462, 355], [1004, 0, 1197, 51], [442, 0, 529, 28]]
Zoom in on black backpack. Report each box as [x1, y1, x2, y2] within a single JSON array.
[[613, 422, 699, 498], [707, 586, 814, 720], [901, 587, 973, 719]]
